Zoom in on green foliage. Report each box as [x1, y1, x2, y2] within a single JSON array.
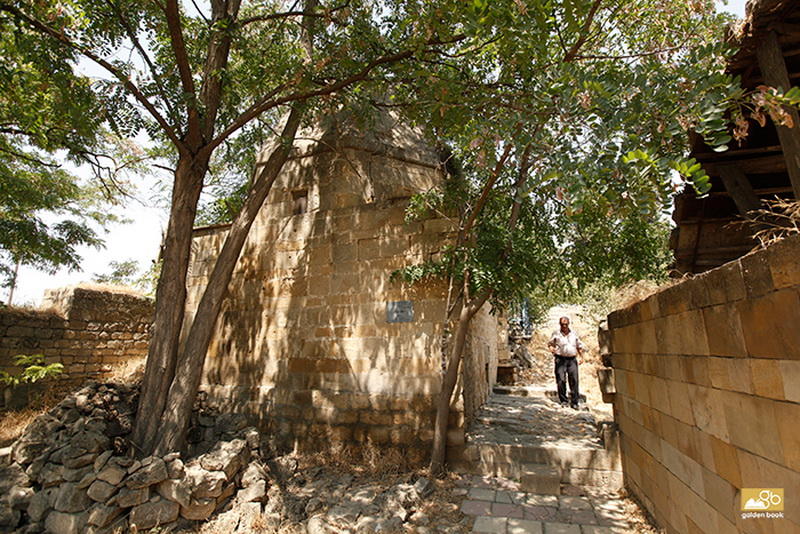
[[0, 354, 64, 388], [92, 258, 161, 297], [93, 259, 140, 286], [391, 0, 739, 316], [0, 10, 126, 286]]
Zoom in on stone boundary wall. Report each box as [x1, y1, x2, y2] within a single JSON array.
[[607, 234, 800, 534], [0, 287, 153, 402]]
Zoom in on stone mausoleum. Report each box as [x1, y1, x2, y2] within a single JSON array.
[[185, 112, 500, 458]]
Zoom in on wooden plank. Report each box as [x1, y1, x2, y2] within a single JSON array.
[[708, 185, 794, 196], [693, 145, 782, 161], [717, 164, 762, 215], [703, 154, 786, 175], [756, 30, 800, 198]]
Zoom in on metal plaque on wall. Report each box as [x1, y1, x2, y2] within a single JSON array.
[[386, 301, 414, 323]]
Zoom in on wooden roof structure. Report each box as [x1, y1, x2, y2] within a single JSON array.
[[671, 0, 800, 274]]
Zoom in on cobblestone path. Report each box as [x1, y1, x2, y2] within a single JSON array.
[[450, 388, 652, 533], [455, 473, 637, 533]]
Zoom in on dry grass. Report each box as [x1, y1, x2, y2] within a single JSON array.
[[295, 441, 420, 479], [604, 279, 674, 312], [0, 407, 49, 446], [72, 281, 148, 297], [747, 198, 800, 249], [0, 355, 144, 446]]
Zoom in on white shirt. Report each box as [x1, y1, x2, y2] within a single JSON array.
[[550, 329, 584, 357]]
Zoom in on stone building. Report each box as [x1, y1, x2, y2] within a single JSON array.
[[186, 112, 500, 458]]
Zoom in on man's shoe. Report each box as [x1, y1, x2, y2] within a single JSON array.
[[570, 403, 579, 410], [559, 401, 568, 408]]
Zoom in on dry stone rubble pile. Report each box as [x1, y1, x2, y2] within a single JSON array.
[[0, 381, 266, 533], [0, 381, 452, 534]]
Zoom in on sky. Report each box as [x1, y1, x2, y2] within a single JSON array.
[[7, 0, 749, 307]]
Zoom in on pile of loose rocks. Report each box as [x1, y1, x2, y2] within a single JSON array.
[[0, 381, 267, 533]]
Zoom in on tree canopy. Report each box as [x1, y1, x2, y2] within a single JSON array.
[[0, 13, 125, 293]]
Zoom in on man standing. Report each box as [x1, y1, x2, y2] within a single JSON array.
[[547, 316, 584, 409]]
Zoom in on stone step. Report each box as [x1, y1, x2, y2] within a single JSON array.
[[447, 443, 623, 490], [454, 443, 620, 470], [519, 464, 561, 495]]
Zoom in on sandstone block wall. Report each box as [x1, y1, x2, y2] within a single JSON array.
[[607, 233, 800, 534], [187, 116, 499, 456], [0, 287, 153, 397]]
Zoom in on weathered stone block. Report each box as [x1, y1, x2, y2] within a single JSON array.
[[180, 498, 216, 521], [702, 305, 747, 357], [682, 356, 711, 387], [156, 479, 191, 508], [723, 393, 784, 465], [648, 377, 670, 412], [710, 436, 742, 488], [114, 487, 149, 508], [687, 385, 729, 441], [750, 359, 785, 400], [45, 510, 87, 534], [87, 480, 116, 502], [702, 467, 737, 523], [706, 261, 747, 305], [708, 357, 753, 394], [95, 464, 126, 486], [185, 465, 227, 499], [125, 457, 168, 489], [766, 234, 800, 289], [740, 251, 776, 299], [657, 283, 695, 317], [660, 310, 709, 356], [129, 498, 179, 530], [661, 440, 704, 497], [773, 401, 800, 472], [738, 289, 800, 359], [54, 483, 92, 513], [779, 360, 800, 402], [666, 380, 694, 426], [87, 503, 123, 528]]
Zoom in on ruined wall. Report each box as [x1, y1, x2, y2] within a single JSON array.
[[607, 233, 800, 534], [0, 287, 153, 399], [187, 115, 498, 456]]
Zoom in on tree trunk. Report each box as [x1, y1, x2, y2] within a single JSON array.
[[152, 108, 303, 455], [429, 289, 490, 475], [132, 155, 206, 455], [429, 148, 530, 474]]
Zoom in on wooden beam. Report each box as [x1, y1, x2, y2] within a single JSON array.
[[717, 164, 762, 216], [756, 30, 800, 198], [694, 144, 782, 161], [703, 154, 786, 175]]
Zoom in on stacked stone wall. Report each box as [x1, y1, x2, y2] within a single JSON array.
[[607, 233, 800, 533], [0, 287, 153, 398], [187, 132, 499, 457]]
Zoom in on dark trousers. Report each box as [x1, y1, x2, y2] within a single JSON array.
[[554, 355, 579, 406]]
